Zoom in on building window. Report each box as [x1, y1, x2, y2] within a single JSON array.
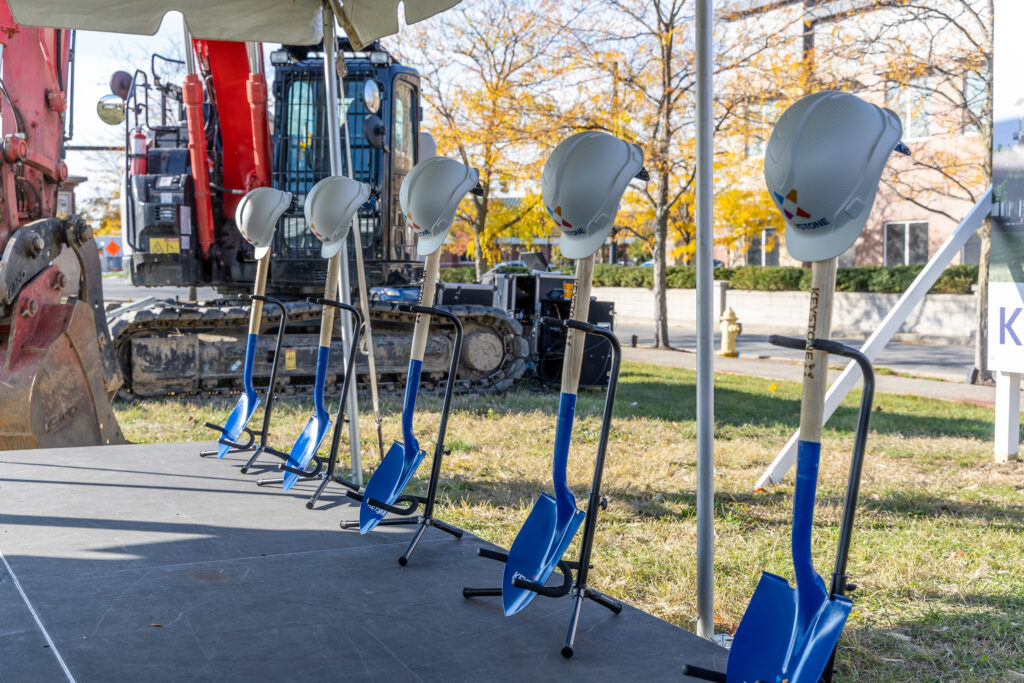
[[961, 232, 981, 265], [746, 227, 779, 266], [886, 77, 930, 140], [884, 221, 929, 265], [746, 100, 781, 158], [963, 70, 987, 135], [838, 241, 857, 268]]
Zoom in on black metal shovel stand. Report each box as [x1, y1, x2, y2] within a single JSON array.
[[683, 335, 875, 683], [257, 297, 363, 508], [463, 318, 623, 659], [340, 304, 465, 566], [201, 294, 289, 474]]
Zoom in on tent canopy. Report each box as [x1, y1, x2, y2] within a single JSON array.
[[6, 0, 459, 47]]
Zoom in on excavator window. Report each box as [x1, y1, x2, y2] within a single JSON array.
[[393, 81, 416, 172]]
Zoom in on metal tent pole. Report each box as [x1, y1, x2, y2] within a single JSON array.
[[321, 5, 362, 483], [694, 0, 715, 641]]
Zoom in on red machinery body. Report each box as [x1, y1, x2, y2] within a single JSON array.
[[193, 39, 270, 220], [0, 1, 125, 449], [0, 1, 68, 250]]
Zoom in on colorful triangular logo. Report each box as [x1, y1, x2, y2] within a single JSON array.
[[775, 189, 812, 221]]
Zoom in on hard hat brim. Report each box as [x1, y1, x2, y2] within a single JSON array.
[[416, 229, 448, 256], [560, 227, 608, 260], [321, 238, 347, 259], [254, 245, 272, 260]]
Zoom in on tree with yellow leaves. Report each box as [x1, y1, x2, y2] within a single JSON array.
[[397, 0, 573, 279], [560, 0, 784, 347]]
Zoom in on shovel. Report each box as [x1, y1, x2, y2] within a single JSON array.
[[726, 257, 853, 683], [214, 251, 270, 458], [501, 254, 595, 617], [282, 253, 342, 491], [357, 249, 442, 533]]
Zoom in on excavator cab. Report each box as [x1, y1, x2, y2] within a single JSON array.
[[105, 38, 421, 297], [266, 40, 424, 293]]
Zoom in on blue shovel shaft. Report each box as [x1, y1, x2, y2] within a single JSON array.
[[794, 440, 829, 627], [215, 333, 261, 458], [312, 345, 330, 424], [242, 332, 258, 399], [400, 358, 422, 457], [552, 392, 578, 525]]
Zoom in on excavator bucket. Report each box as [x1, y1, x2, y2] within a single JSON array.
[[0, 217, 126, 449]]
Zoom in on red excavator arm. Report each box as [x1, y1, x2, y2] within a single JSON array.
[[0, 1, 125, 449], [0, 1, 68, 249]]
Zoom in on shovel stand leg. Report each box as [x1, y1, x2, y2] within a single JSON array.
[[338, 304, 466, 565], [462, 547, 621, 658], [258, 298, 367, 507], [200, 423, 255, 457], [464, 319, 623, 658], [201, 296, 289, 468]]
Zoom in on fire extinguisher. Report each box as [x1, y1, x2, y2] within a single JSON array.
[[130, 127, 147, 175]]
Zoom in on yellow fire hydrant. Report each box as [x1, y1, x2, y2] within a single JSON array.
[[718, 307, 741, 357]]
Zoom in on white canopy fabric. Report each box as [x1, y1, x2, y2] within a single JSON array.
[[7, 0, 324, 44], [6, 0, 459, 47], [330, 0, 460, 49]]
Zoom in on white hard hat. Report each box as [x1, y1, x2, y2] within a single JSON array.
[[399, 156, 480, 256], [235, 187, 292, 259], [543, 131, 646, 260], [764, 90, 907, 262], [304, 175, 371, 259]]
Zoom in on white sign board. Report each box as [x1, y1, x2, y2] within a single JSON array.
[[989, 282, 1024, 372], [991, 0, 1023, 459]]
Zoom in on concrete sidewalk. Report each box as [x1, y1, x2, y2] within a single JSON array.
[[624, 346, 1019, 407]]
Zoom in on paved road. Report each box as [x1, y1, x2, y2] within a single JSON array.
[[101, 276, 218, 303], [616, 323, 976, 382], [100, 276, 977, 382]]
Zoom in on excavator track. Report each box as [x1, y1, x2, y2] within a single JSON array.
[[109, 298, 529, 400]]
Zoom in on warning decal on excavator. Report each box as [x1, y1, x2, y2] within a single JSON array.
[[150, 237, 180, 254], [285, 349, 297, 371]]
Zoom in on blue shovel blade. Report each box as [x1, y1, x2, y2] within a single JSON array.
[[727, 572, 797, 682], [727, 571, 853, 683], [359, 440, 426, 534], [216, 394, 261, 458], [786, 594, 852, 683], [281, 414, 332, 491], [501, 493, 585, 617]]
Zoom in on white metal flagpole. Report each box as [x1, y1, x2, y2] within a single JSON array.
[[321, 4, 362, 482], [694, 0, 715, 641]]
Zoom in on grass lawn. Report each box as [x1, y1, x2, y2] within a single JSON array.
[[115, 361, 1024, 681]]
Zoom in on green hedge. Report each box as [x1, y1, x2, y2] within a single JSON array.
[[437, 264, 979, 294], [439, 267, 477, 283]]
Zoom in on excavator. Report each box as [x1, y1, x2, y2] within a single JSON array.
[[0, 0, 613, 449], [0, 3, 125, 448], [100, 36, 530, 400]]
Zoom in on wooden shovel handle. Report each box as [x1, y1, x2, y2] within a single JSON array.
[[561, 254, 596, 396], [317, 253, 342, 348], [799, 257, 838, 442], [410, 250, 441, 363], [247, 251, 272, 336]]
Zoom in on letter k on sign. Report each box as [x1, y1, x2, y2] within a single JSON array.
[[1001, 307, 1022, 346]]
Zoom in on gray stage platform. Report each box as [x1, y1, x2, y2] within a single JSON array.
[[0, 442, 726, 681]]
